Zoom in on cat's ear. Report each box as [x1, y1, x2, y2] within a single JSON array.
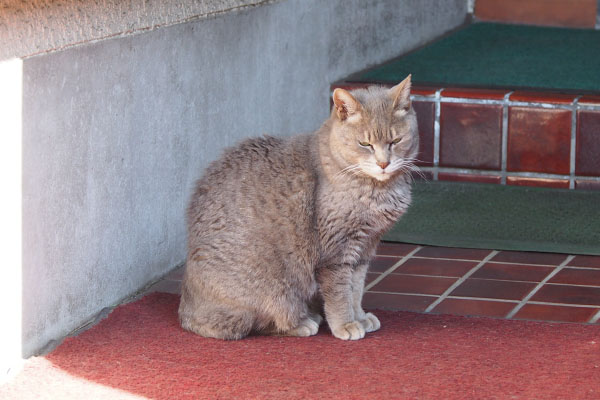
[[389, 74, 412, 114], [332, 88, 362, 122]]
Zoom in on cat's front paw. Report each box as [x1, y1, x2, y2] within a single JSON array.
[[360, 312, 381, 333], [331, 321, 366, 340]]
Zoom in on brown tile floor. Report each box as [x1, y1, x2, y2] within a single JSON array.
[[151, 242, 600, 324]]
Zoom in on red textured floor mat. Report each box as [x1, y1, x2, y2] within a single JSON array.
[[2, 293, 599, 399]]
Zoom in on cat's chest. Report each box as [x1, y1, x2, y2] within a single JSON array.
[[318, 182, 411, 234]]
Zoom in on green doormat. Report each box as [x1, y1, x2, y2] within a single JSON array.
[[351, 23, 600, 93], [384, 181, 600, 255]]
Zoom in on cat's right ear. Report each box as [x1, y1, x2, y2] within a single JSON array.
[[332, 88, 362, 122]]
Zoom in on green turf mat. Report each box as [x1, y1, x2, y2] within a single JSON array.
[[351, 23, 600, 92], [383, 181, 600, 255]]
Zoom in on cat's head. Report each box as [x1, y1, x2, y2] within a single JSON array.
[[329, 75, 419, 182]]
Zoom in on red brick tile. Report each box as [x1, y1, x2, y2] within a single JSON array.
[[475, 0, 597, 28], [439, 103, 503, 170], [575, 180, 600, 191], [415, 246, 493, 261], [376, 242, 418, 257], [549, 268, 600, 286], [450, 279, 536, 300], [513, 304, 598, 323], [363, 292, 435, 312], [578, 95, 600, 106], [413, 101, 435, 166], [365, 272, 381, 285], [472, 263, 554, 282], [491, 251, 568, 266], [576, 110, 600, 176], [432, 298, 516, 318], [438, 172, 501, 184], [370, 274, 456, 296], [410, 170, 433, 182], [568, 255, 600, 269], [394, 258, 478, 278], [531, 284, 600, 305], [369, 256, 401, 273], [442, 87, 509, 100], [506, 176, 570, 189], [411, 86, 438, 96], [510, 91, 578, 105], [148, 279, 181, 295], [165, 266, 185, 281], [507, 107, 572, 174]]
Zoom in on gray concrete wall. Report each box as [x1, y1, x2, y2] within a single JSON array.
[[16, 0, 468, 358]]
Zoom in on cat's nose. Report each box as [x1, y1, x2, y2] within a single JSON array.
[[377, 161, 390, 170]]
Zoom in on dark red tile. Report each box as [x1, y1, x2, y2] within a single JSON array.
[[165, 266, 185, 281], [330, 82, 371, 91], [510, 91, 578, 105], [450, 279, 536, 300], [575, 180, 600, 191], [376, 242, 418, 257], [506, 176, 570, 189], [370, 256, 401, 273], [431, 298, 516, 318], [365, 272, 381, 285], [576, 110, 600, 176], [438, 172, 501, 185], [394, 258, 478, 277], [507, 107, 572, 174], [362, 292, 434, 312], [513, 304, 598, 323], [531, 284, 600, 305], [370, 274, 456, 295], [491, 250, 568, 266], [442, 87, 509, 100], [439, 103, 502, 170], [410, 169, 433, 182], [474, 0, 597, 28], [413, 101, 435, 166], [568, 255, 600, 269], [415, 246, 493, 261], [411, 86, 438, 96], [148, 279, 181, 295], [472, 263, 554, 282], [549, 268, 600, 286], [578, 95, 600, 106]]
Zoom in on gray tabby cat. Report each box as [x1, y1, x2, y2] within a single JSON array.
[[179, 75, 418, 341]]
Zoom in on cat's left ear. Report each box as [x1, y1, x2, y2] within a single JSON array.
[[389, 74, 412, 114]]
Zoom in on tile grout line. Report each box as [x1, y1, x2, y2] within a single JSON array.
[[588, 309, 600, 323], [418, 166, 600, 182], [505, 255, 576, 319], [365, 246, 423, 291], [501, 92, 512, 184], [569, 96, 581, 189], [432, 89, 443, 180], [424, 250, 499, 313]]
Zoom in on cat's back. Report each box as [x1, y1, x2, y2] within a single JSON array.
[[188, 134, 317, 244]]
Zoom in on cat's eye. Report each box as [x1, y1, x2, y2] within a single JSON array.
[[358, 141, 372, 148], [391, 138, 402, 145]]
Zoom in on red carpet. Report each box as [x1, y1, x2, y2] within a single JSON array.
[[3, 293, 599, 399]]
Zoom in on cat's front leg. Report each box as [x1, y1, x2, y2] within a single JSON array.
[[317, 264, 365, 340], [352, 262, 381, 333]]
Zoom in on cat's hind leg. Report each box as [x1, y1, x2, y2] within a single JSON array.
[[179, 286, 255, 340], [180, 304, 255, 340]]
